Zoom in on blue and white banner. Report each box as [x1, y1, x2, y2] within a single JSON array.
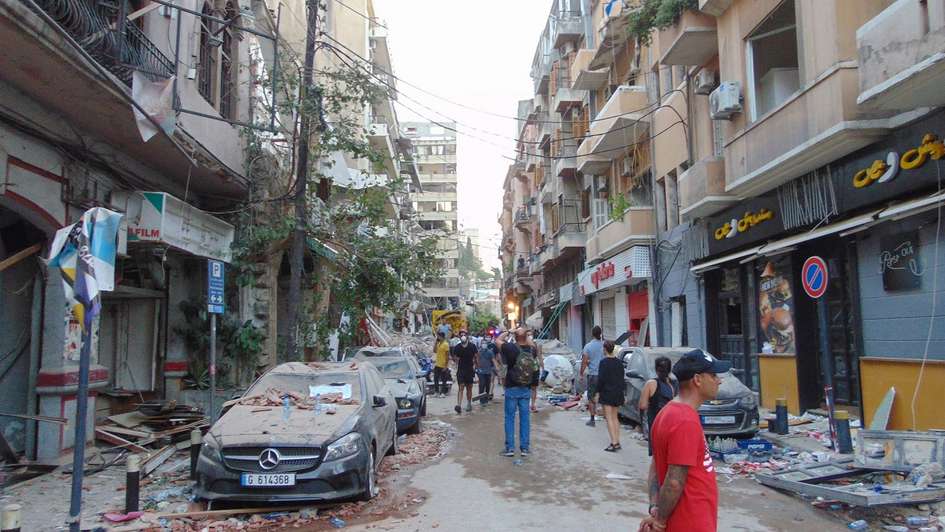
[[47, 208, 123, 330]]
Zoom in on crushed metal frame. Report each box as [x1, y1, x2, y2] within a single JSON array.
[[756, 458, 945, 506]]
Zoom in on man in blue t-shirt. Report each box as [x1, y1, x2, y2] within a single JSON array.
[[580, 325, 605, 427], [476, 334, 497, 405]]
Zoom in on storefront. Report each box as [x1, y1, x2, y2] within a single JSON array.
[[576, 245, 652, 345], [693, 109, 945, 429]]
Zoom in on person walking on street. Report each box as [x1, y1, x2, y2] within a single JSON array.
[[433, 332, 450, 398], [476, 333, 497, 405], [639, 356, 678, 453], [451, 330, 478, 413], [639, 349, 730, 532], [580, 326, 605, 426], [523, 330, 543, 412], [597, 340, 626, 452], [496, 327, 538, 457]]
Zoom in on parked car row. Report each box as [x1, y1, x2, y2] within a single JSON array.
[[195, 345, 429, 504]]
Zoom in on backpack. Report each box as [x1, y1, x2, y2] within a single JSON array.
[[509, 345, 539, 387]]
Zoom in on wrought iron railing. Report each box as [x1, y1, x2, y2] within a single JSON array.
[[30, 0, 175, 87]]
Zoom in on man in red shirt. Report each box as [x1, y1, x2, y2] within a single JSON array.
[[638, 349, 730, 532]]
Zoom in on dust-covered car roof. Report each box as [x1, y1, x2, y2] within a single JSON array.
[[267, 361, 362, 376]]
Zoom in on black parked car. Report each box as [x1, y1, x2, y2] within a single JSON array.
[[617, 347, 760, 437], [357, 355, 427, 434], [195, 361, 397, 503]]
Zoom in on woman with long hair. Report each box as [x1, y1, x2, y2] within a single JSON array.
[[597, 340, 626, 452], [638, 356, 677, 454]]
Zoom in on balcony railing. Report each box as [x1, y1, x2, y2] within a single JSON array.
[[32, 0, 175, 87]]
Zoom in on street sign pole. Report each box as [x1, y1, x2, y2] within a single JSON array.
[[803, 255, 837, 450], [207, 260, 225, 423], [209, 312, 216, 423]]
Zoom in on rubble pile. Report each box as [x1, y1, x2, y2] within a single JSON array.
[[380, 421, 451, 474]]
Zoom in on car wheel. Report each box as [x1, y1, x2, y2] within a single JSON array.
[[386, 428, 399, 456], [359, 448, 378, 501], [420, 399, 427, 417], [407, 417, 422, 435]]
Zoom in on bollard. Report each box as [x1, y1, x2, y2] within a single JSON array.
[[125, 454, 140, 514], [190, 429, 202, 480], [1, 503, 22, 532], [835, 410, 853, 454], [774, 398, 789, 435]]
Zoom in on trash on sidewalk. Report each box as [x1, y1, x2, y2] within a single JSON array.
[[103, 511, 144, 523], [855, 430, 945, 472], [605, 473, 633, 480], [542, 354, 574, 392]]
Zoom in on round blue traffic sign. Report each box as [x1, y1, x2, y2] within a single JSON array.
[[802, 256, 828, 299]]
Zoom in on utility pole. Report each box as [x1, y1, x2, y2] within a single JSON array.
[[285, 0, 318, 360]]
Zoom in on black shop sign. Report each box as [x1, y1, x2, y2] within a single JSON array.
[[705, 110, 945, 256]]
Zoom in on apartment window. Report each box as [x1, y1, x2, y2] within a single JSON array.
[[712, 119, 724, 157], [920, 0, 930, 35], [435, 202, 453, 212], [197, 1, 216, 104], [746, 0, 799, 120], [628, 169, 653, 207], [646, 69, 660, 104], [659, 65, 673, 99], [665, 169, 680, 230], [219, 1, 237, 119], [655, 178, 667, 232], [580, 188, 590, 219]]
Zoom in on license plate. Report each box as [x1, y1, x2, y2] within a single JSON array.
[[240, 473, 296, 487], [703, 415, 736, 425]]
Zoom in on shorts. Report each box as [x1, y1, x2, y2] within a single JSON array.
[[586, 375, 599, 400], [456, 369, 475, 385]]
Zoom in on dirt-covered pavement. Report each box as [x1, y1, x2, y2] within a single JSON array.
[[349, 390, 849, 532]]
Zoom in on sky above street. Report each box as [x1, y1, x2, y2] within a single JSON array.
[[372, 0, 553, 269]]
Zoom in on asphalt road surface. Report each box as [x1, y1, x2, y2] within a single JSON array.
[[348, 389, 848, 532]]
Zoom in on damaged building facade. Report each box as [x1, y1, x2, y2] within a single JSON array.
[[500, 0, 945, 430], [0, 0, 415, 462]]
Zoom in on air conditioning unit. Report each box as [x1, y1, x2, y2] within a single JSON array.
[[694, 69, 717, 95], [710, 81, 743, 120]]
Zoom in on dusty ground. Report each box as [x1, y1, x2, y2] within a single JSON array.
[[3, 388, 933, 531], [346, 391, 851, 532]]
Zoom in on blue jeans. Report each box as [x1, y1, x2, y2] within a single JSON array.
[[504, 386, 531, 451]]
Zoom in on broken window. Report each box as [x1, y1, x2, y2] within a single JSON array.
[[746, 0, 800, 120], [219, 1, 237, 119], [197, 1, 217, 105]]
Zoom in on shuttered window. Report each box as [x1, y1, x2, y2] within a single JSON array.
[[601, 297, 617, 340]]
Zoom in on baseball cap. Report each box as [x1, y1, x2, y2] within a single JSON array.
[[672, 349, 731, 381]]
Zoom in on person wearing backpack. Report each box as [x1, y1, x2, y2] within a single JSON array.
[[639, 356, 678, 455], [496, 327, 538, 457]]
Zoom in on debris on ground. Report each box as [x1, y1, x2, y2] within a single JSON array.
[[238, 387, 360, 408], [542, 354, 575, 392]]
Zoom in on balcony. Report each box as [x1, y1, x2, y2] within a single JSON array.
[[554, 138, 579, 178], [678, 157, 735, 221], [577, 86, 650, 168], [699, 0, 732, 16], [856, 0, 945, 112], [369, 21, 393, 76], [586, 207, 655, 263], [658, 9, 718, 66], [571, 48, 608, 90], [368, 121, 400, 179], [514, 206, 531, 228], [590, 2, 631, 69], [556, 222, 586, 253], [554, 86, 584, 113], [724, 66, 891, 198], [0, 1, 246, 196], [416, 211, 457, 222], [538, 243, 556, 268], [553, 12, 584, 48]]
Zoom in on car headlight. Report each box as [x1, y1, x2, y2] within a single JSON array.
[[738, 394, 758, 410], [324, 433, 362, 462], [200, 434, 222, 460], [398, 398, 413, 409]]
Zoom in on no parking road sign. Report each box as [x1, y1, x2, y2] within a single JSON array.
[[802, 256, 828, 299]]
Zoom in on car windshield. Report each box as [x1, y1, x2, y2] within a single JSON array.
[[246, 372, 362, 400], [356, 348, 403, 357], [371, 359, 412, 379]]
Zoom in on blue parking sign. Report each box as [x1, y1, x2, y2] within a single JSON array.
[[208, 259, 225, 314]]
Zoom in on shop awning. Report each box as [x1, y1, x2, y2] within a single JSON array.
[[691, 190, 945, 274]]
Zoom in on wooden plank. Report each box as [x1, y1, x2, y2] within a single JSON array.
[[153, 504, 331, 521], [97, 425, 151, 439], [141, 444, 175, 477], [0, 244, 41, 273], [107, 411, 152, 430], [0, 412, 67, 424], [150, 419, 207, 439], [94, 428, 149, 453]]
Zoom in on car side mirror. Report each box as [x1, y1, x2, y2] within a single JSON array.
[[219, 397, 240, 418], [373, 395, 387, 408], [627, 371, 645, 380]]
